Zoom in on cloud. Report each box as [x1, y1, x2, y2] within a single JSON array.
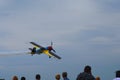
[[0, 0, 12, 7], [90, 36, 111, 44], [0, 0, 16, 10], [0, 1, 120, 80], [0, 0, 119, 51]]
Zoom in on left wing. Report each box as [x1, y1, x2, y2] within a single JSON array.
[[30, 42, 44, 48]]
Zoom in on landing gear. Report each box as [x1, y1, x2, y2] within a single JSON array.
[[49, 56, 51, 58]]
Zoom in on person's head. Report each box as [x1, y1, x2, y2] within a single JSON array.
[[62, 72, 67, 78], [36, 74, 41, 80], [84, 65, 91, 73], [21, 76, 26, 80], [55, 74, 60, 80], [96, 76, 100, 80], [12, 76, 18, 80], [116, 70, 120, 77]]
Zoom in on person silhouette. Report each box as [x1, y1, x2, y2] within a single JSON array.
[[21, 76, 26, 80], [12, 76, 18, 80], [62, 72, 70, 80], [36, 74, 41, 80], [96, 76, 100, 80], [55, 74, 60, 80], [113, 70, 120, 80], [76, 65, 95, 80]]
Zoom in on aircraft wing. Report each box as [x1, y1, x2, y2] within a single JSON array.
[[49, 51, 61, 59], [30, 42, 44, 48]]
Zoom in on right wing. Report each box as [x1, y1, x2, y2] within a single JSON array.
[[49, 51, 61, 59], [42, 50, 61, 59]]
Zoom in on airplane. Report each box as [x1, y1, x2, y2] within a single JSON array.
[[28, 42, 61, 59]]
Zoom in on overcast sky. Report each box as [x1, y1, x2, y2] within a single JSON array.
[[0, 0, 120, 80]]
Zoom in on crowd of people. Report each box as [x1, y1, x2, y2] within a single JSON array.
[[11, 65, 120, 80], [12, 74, 41, 80]]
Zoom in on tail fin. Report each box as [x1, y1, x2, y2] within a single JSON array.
[[28, 47, 36, 55]]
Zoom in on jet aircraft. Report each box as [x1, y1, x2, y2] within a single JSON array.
[[29, 42, 61, 59]]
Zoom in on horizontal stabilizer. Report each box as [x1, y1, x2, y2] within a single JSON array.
[[29, 48, 32, 51]]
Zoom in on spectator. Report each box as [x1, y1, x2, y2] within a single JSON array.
[[62, 72, 70, 80], [113, 70, 120, 80], [55, 74, 60, 80], [76, 65, 95, 80], [12, 76, 18, 80], [21, 76, 26, 80], [96, 76, 100, 80], [36, 74, 41, 80]]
